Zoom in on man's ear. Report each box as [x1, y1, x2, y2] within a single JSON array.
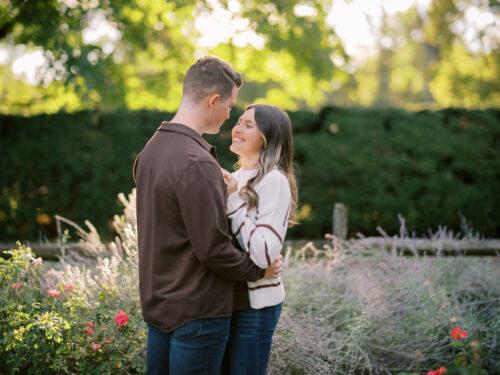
[[207, 93, 221, 108]]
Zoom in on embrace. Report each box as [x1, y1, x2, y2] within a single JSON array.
[[133, 55, 298, 375]]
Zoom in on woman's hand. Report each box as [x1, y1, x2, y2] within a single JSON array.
[[220, 168, 238, 194], [264, 255, 283, 279]]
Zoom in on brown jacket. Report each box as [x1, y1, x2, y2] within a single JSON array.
[[133, 122, 264, 332]]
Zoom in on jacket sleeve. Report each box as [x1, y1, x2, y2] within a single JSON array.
[[227, 171, 292, 269], [176, 161, 265, 282]]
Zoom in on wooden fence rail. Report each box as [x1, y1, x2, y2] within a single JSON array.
[[1, 237, 499, 260]]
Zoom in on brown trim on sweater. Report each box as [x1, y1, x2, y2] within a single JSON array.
[[228, 202, 246, 216], [247, 227, 257, 250], [248, 281, 282, 291], [255, 224, 283, 244], [234, 221, 245, 237], [264, 241, 271, 266]]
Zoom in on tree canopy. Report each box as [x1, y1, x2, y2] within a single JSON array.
[[0, 0, 498, 114]]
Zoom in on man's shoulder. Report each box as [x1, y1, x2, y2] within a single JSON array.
[[137, 131, 218, 180], [145, 130, 213, 161]]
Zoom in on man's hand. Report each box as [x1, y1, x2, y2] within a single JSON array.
[[220, 168, 238, 194], [264, 254, 283, 279]]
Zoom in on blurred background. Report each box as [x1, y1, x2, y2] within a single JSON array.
[[0, 0, 499, 242]]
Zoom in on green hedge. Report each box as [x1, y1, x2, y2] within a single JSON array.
[[1, 107, 499, 241]]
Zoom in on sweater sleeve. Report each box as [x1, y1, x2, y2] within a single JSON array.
[[227, 170, 292, 269]]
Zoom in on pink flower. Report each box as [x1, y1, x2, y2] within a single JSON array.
[[427, 371, 437, 375], [85, 322, 95, 335], [114, 310, 129, 327], [31, 257, 43, 267], [11, 282, 24, 290], [451, 326, 469, 340], [47, 289, 61, 298], [63, 283, 74, 292], [90, 342, 101, 352]]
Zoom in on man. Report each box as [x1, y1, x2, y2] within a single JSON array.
[[133, 56, 282, 374]]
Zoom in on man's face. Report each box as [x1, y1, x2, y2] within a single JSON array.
[[206, 86, 238, 134]]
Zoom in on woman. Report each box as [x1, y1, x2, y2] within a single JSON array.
[[220, 104, 298, 375]]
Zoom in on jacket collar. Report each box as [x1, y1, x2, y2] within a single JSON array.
[[158, 121, 218, 159]]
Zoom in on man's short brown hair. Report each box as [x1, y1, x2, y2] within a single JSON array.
[[183, 56, 242, 103]]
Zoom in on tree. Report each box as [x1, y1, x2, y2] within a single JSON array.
[[348, 0, 499, 109], [0, 0, 347, 113]]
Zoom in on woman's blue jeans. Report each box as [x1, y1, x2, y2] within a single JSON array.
[[221, 303, 283, 375], [146, 317, 230, 375]]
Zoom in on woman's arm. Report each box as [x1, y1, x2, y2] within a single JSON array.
[[227, 170, 292, 269]]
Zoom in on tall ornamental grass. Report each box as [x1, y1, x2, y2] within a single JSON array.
[[270, 236, 499, 374]]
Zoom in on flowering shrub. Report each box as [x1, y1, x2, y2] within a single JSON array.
[[0, 191, 146, 374]]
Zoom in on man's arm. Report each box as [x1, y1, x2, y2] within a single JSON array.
[[176, 161, 265, 282]]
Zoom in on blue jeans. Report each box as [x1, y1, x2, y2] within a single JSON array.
[[221, 303, 283, 375], [146, 317, 230, 375]]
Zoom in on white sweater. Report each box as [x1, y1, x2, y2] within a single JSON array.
[[227, 167, 292, 309]]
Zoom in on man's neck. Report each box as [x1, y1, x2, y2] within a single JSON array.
[[170, 102, 207, 135]]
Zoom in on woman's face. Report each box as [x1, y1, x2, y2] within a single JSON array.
[[230, 108, 265, 159]]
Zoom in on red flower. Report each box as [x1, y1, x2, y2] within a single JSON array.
[[47, 289, 61, 298], [451, 326, 469, 340], [428, 366, 447, 375], [85, 321, 95, 335], [90, 342, 101, 352], [11, 282, 24, 290], [63, 283, 74, 292], [114, 310, 129, 327]]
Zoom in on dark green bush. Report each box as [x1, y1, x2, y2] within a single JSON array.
[[0, 107, 498, 241]]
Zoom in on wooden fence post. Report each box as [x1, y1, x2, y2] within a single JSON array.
[[333, 203, 348, 239]]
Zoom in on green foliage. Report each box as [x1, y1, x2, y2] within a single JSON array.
[[344, 0, 500, 110], [0, 107, 499, 241], [291, 106, 500, 238], [3, 0, 497, 113], [0, 240, 146, 374], [0, 0, 346, 113]]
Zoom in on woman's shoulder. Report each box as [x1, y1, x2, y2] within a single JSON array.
[[259, 169, 290, 189]]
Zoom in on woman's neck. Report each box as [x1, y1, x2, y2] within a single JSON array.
[[239, 155, 260, 170]]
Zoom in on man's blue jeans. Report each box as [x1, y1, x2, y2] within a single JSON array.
[[146, 317, 230, 375], [221, 303, 283, 375]]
